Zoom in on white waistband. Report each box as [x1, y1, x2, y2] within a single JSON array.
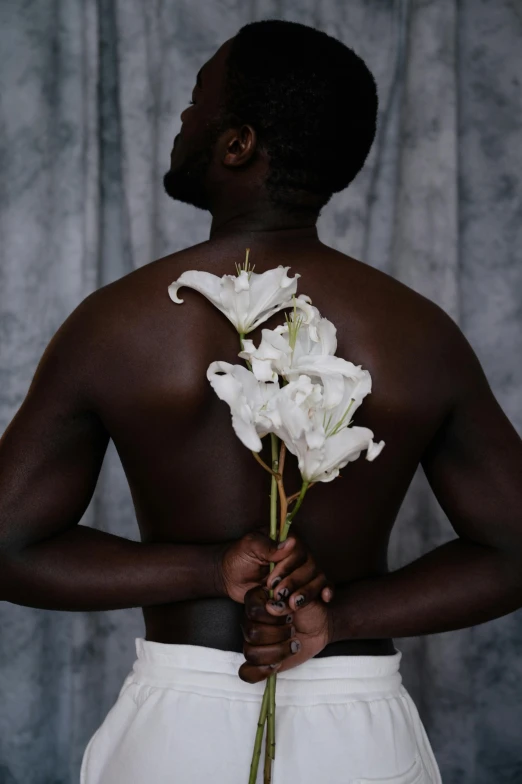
[[128, 638, 404, 703]]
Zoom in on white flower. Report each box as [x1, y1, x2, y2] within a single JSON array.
[[238, 303, 368, 408], [168, 264, 314, 334], [261, 374, 385, 483], [206, 361, 280, 451]]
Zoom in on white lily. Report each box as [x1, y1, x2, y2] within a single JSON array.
[[206, 360, 280, 452], [168, 250, 314, 334], [238, 301, 367, 409], [261, 374, 385, 483], [200, 261, 386, 781]]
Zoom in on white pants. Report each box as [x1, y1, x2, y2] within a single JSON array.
[[80, 637, 443, 784]]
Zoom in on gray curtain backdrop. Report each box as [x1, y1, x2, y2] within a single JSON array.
[[1, 1, 521, 782]]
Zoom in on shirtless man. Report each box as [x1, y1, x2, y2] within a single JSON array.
[[1, 19, 521, 784]]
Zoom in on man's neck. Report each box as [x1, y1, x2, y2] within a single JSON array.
[[208, 203, 320, 246]]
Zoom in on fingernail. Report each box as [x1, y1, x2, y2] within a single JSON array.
[[295, 595, 305, 607], [290, 625, 296, 637], [269, 663, 281, 669], [277, 587, 290, 600], [277, 540, 288, 549], [269, 600, 285, 609], [286, 615, 293, 624], [271, 576, 282, 589], [290, 639, 301, 654]]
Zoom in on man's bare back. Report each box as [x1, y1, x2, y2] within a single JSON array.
[[3, 226, 520, 659], [81, 233, 454, 655]]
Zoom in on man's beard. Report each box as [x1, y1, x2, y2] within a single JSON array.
[[163, 124, 222, 211]]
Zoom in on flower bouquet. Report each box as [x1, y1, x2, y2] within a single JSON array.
[[168, 249, 385, 783]]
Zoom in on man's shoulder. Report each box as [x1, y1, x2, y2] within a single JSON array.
[[87, 242, 209, 311], [324, 247, 446, 315], [67, 245, 210, 390], [327, 248, 458, 350], [330, 250, 477, 416], [78, 245, 197, 319], [84, 241, 469, 381]]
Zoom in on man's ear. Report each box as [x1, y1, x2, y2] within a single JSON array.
[[222, 124, 257, 167]]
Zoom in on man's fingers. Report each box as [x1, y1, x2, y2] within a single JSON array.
[[265, 574, 334, 616], [244, 585, 294, 626], [240, 618, 295, 646], [264, 560, 318, 613], [267, 535, 298, 563], [242, 635, 301, 669], [245, 531, 297, 564], [239, 586, 300, 684], [264, 543, 312, 590], [286, 574, 332, 611], [238, 662, 277, 684]]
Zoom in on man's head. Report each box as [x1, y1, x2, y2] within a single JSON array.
[[163, 20, 378, 219]]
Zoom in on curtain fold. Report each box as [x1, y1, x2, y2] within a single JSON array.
[[0, 2, 520, 782]]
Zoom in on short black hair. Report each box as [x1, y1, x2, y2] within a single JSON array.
[[218, 19, 378, 213]]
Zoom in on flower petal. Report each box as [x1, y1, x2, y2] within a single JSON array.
[[288, 355, 368, 409], [206, 360, 243, 407], [298, 447, 326, 482], [245, 267, 299, 329], [277, 392, 311, 441], [206, 361, 280, 452], [305, 424, 326, 450], [237, 338, 256, 359], [309, 425, 377, 482], [231, 413, 263, 452], [219, 273, 250, 331], [251, 356, 278, 383], [366, 439, 386, 461], [316, 318, 337, 355], [295, 355, 366, 378], [240, 329, 290, 380], [320, 374, 346, 409], [168, 270, 224, 310], [291, 295, 316, 326]]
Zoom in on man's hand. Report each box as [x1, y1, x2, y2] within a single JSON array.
[[215, 531, 335, 605], [238, 584, 332, 683]]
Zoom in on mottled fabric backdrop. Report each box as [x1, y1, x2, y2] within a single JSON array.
[[1, 1, 521, 782]]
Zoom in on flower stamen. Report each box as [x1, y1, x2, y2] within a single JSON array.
[[325, 398, 356, 438], [235, 247, 255, 279]]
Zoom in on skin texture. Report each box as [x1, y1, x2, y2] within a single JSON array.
[[2, 36, 522, 676]]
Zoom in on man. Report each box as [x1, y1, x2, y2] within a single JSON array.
[[1, 18, 521, 784]]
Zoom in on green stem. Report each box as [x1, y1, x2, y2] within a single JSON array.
[[280, 480, 310, 540], [241, 329, 270, 783], [269, 434, 279, 542], [268, 672, 276, 760], [264, 730, 273, 782], [248, 429, 279, 783], [251, 450, 279, 477], [265, 480, 311, 781], [248, 685, 269, 784], [264, 433, 280, 778]]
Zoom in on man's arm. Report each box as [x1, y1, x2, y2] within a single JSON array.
[[0, 292, 226, 611], [329, 314, 522, 642], [1, 527, 225, 611]]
